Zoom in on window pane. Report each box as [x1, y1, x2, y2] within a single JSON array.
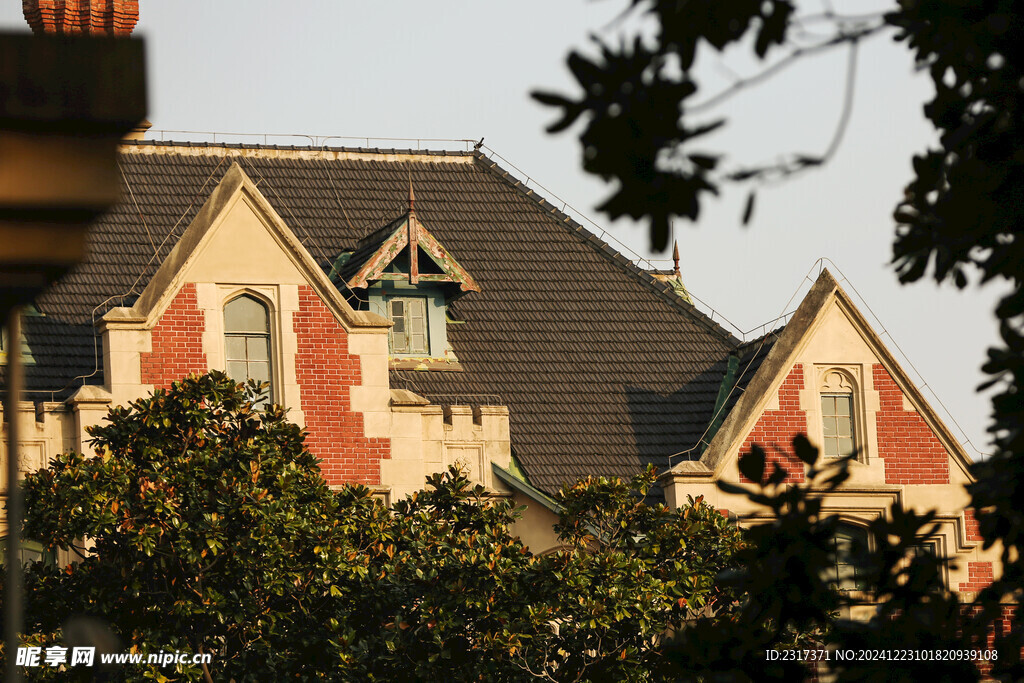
[[248, 360, 270, 383], [409, 308, 426, 336], [226, 336, 247, 360], [410, 299, 428, 354], [391, 327, 409, 353], [909, 543, 939, 566], [822, 393, 857, 458], [835, 395, 851, 416], [227, 361, 248, 383], [247, 336, 269, 362], [831, 526, 868, 590], [389, 298, 431, 355], [225, 295, 269, 333], [390, 299, 406, 334]]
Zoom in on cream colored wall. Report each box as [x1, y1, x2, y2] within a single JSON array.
[[382, 397, 512, 500], [509, 493, 564, 556], [665, 295, 998, 594], [0, 401, 77, 534]]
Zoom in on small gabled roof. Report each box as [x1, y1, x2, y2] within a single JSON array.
[[337, 204, 480, 294]]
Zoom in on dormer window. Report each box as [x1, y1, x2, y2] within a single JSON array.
[[330, 185, 479, 370], [388, 297, 429, 355], [224, 294, 272, 397]]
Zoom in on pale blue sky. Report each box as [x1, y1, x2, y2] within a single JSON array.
[[1, 1, 1004, 456]]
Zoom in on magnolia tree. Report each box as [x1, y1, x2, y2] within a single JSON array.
[[3, 373, 748, 682], [538, 2, 1024, 679]]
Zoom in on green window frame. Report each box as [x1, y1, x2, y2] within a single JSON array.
[[224, 295, 272, 400], [821, 393, 856, 457], [388, 297, 429, 355]]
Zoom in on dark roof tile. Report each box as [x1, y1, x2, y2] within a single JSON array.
[[24, 143, 738, 493]]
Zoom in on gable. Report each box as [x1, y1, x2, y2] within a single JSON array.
[[341, 210, 480, 295], [681, 270, 973, 488], [188, 192, 310, 285], [126, 162, 387, 332]]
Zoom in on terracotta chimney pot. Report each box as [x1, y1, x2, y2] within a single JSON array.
[[23, 1, 140, 37]]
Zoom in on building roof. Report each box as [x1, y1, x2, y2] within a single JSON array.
[[20, 141, 742, 494]]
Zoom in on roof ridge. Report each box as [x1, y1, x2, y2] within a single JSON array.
[[119, 139, 476, 160], [736, 326, 784, 351], [471, 151, 740, 347]]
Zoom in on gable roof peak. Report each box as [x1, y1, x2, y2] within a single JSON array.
[[339, 209, 480, 295], [125, 161, 387, 332]]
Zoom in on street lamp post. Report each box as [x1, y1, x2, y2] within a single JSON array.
[[0, 29, 145, 680]]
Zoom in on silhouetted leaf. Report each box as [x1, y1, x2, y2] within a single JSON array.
[[792, 434, 818, 466], [738, 446, 766, 483]]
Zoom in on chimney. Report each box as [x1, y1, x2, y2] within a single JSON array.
[[22, 1, 140, 37], [22, 2, 151, 139]]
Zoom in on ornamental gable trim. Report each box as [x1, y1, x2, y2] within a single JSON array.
[[339, 209, 480, 295]]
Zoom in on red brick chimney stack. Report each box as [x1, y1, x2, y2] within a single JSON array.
[[22, 0, 139, 37]]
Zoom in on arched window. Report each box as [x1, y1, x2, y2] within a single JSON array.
[[224, 295, 272, 397], [820, 370, 857, 458]]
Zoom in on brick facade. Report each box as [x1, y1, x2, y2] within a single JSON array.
[[140, 284, 207, 389], [873, 364, 950, 485], [739, 364, 808, 484], [960, 561, 995, 593], [964, 508, 983, 542], [293, 285, 389, 486]]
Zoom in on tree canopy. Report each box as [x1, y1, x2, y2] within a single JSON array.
[[6, 372, 749, 681]]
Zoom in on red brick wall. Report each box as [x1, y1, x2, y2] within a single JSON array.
[[873, 364, 950, 484], [293, 285, 389, 486], [140, 284, 207, 389], [739, 364, 808, 484], [960, 561, 994, 593], [964, 508, 983, 542]]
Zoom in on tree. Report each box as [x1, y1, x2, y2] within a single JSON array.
[[14, 372, 359, 680], [342, 465, 747, 682], [4, 372, 750, 681], [534, 467, 748, 681], [538, 3, 1024, 678]]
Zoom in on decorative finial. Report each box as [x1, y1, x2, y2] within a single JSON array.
[[672, 241, 680, 277], [409, 176, 415, 213]]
